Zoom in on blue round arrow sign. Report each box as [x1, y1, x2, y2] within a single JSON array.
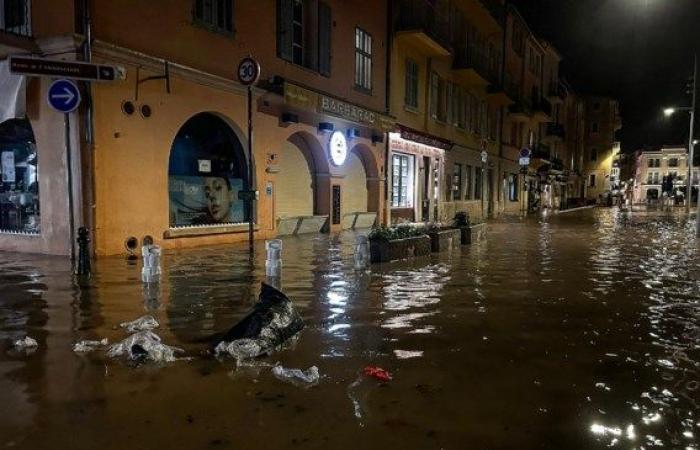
[[48, 79, 81, 113]]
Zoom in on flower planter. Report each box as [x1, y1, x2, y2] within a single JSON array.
[[370, 235, 431, 263], [428, 228, 461, 253], [460, 223, 487, 245]]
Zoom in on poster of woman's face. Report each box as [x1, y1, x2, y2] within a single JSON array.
[[169, 175, 245, 227]]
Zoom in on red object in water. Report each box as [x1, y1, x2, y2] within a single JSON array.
[[363, 366, 392, 382]]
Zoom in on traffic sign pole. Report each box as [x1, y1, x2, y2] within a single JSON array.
[[238, 57, 261, 260], [64, 112, 76, 263]]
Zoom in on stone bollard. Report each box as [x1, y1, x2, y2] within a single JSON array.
[[141, 235, 162, 284], [354, 235, 370, 270], [77, 227, 91, 276], [265, 239, 282, 288]]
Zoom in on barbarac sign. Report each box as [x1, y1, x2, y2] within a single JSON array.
[[320, 96, 376, 125]]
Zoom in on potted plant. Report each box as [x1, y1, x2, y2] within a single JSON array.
[[368, 224, 431, 263], [426, 222, 461, 253]]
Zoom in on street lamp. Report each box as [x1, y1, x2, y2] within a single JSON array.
[[662, 55, 697, 229]]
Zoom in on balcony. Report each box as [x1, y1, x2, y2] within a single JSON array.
[[532, 97, 552, 122], [546, 83, 566, 104], [508, 95, 532, 121], [452, 46, 491, 87], [396, 0, 451, 57], [543, 123, 565, 142], [487, 73, 517, 105]]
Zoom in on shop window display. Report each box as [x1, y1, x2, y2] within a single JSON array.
[[0, 119, 39, 234]]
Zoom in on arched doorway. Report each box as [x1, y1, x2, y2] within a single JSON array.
[[168, 113, 248, 227], [342, 151, 368, 214], [0, 119, 39, 233]]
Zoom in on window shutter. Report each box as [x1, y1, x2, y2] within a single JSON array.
[[318, 2, 331, 76], [277, 0, 294, 61]]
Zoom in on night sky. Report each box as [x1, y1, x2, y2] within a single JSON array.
[[512, 0, 700, 153]]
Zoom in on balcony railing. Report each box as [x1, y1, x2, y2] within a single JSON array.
[[1, 0, 31, 37], [546, 123, 566, 139], [453, 44, 491, 80], [396, 0, 451, 52]]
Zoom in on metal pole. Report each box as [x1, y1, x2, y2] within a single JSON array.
[[247, 85, 254, 257], [687, 54, 697, 213], [65, 113, 76, 263]]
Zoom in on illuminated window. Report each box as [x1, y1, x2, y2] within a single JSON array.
[[508, 173, 518, 201], [0, 119, 39, 234], [392, 153, 414, 208], [452, 163, 462, 201]]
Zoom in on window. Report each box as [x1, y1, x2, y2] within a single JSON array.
[[168, 113, 249, 228], [590, 148, 598, 162], [508, 173, 518, 201], [391, 153, 414, 208], [653, 172, 659, 184], [456, 87, 467, 129], [277, 0, 331, 75], [589, 174, 596, 187], [404, 58, 419, 109], [430, 72, 447, 122], [669, 157, 679, 167], [2, 0, 31, 35], [593, 102, 601, 111], [0, 119, 39, 234], [465, 165, 473, 200], [591, 122, 599, 133], [452, 163, 463, 201], [193, 0, 234, 35], [647, 172, 653, 184], [474, 168, 482, 199], [355, 27, 372, 91], [510, 121, 518, 145]]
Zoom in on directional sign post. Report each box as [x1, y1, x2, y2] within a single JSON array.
[[238, 57, 261, 259], [48, 79, 82, 262], [9, 56, 125, 82]]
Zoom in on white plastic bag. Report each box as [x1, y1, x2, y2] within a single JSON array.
[[13, 336, 38, 350], [73, 338, 109, 353], [107, 331, 183, 363], [272, 365, 320, 386], [119, 315, 159, 333]]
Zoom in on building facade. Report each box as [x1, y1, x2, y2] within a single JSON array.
[[582, 96, 622, 201], [633, 146, 694, 203], [1, 0, 390, 255]]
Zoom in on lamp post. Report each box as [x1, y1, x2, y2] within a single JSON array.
[[663, 55, 697, 221]]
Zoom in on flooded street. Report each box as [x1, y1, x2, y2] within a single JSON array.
[[1, 208, 698, 449]]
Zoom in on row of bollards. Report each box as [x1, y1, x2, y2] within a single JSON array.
[[75, 228, 370, 288]]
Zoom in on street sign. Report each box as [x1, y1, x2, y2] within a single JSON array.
[[237, 57, 261, 86], [481, 150, 488, 164], [48, 79, 81, 113], [519, 148, 532, 159], [9, 56, 125, 82], [519, 157, 531, 166]]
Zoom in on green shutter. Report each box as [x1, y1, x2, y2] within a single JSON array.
[[318, 2, 331, 76], [277, 0, 294, 61]]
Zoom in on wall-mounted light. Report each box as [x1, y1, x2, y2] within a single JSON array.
[[318, 122, 334, 133], [281, 112, 299, 124], [346, 128, 360, 139]]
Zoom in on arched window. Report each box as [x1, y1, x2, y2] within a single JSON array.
[[0, 119, 39, 234], [168, 113, 248, 227]]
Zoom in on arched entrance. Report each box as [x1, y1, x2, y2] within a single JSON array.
[[275, 132, 330, 235], [344, 144, 381, 229], [168, 113, 248, 227], [0, 119, 39, 233]]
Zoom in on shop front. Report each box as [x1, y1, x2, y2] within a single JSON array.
[[387, 126, 449, 225]]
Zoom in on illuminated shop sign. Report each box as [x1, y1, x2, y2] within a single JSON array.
[[329, 130, 348, 166]]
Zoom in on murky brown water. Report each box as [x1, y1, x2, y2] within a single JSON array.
[[1, 208, 698, 449]]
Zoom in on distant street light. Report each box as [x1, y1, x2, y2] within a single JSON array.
[[663, 55, 697, 225]]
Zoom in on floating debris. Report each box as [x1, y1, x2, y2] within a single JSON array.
[[73, 338, 109, 353], [120, 315, 159, 333], [272, 365, 320, 386], [107, 331, 183, 363]]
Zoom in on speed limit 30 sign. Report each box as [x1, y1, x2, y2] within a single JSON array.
[[238, 57, 261, 86]]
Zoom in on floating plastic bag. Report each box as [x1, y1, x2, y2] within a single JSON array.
[[73, 338, 109, 353], [141, 243, 162, 284], [107, 331, 183, 363], [13, 336, 38, 350], [119, 315, 159, 333], [363, 366, 392, 382], [212, 283, 304, 361], [272, 365, 320, 386]]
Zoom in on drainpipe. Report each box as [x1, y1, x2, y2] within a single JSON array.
[[384, 0, 393, 226], [80, 0, 96, 257]]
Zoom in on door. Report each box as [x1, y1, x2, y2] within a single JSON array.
[[422, 156, 430, 222], [487, 169, 494, 215]]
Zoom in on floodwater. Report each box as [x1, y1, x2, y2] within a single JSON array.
[[0, 208, 698, 449]]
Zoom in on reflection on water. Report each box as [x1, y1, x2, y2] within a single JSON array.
[[0, 209, 699, 449]]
